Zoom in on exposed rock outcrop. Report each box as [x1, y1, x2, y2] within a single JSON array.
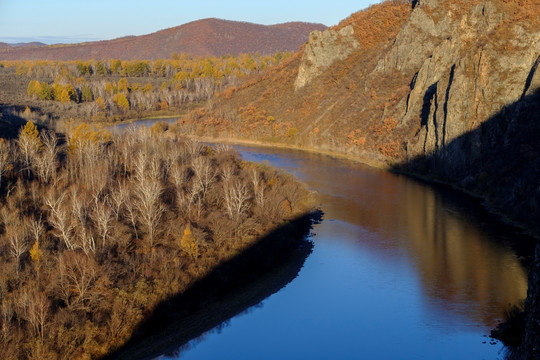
[[294, 25, 359, 89], [375, 1, 540, 160]]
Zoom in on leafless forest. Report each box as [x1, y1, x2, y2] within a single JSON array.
[[0, 121, 313, 359]]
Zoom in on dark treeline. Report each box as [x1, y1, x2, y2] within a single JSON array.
[[0, 121, 313, 359]]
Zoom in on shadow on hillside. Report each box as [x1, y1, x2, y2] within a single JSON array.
[[393, 88, 540, 237], [0, 104, 29, 139], [0, 103, 47, 139], [104, 210, 322, 360], [392, 88, 540, 355]]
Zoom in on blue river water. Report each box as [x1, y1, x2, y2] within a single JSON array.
[[111, 119, 527, 359], [159, 144, 527, 360]]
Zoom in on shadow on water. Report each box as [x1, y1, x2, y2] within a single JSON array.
[[392, 87, 540, 355], [105, 210, 322, 360]]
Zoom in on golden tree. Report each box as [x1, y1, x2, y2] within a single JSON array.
[[18, 121, 42, 177], [180, 224, 198, 259], [113, 93, 130, 112]]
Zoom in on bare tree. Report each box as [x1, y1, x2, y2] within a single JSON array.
[[5, 224, 28, 274], [93, 199, 114, 251], [0, 296, 14, 342], [45, 192, 77, 250], [184, 139, 203, 159], [134, 176, 164, 249], [108, 181, 129, 220], [26, 290, 49, 343], [27, 216, 44, 246], [56, 251, 99, 310], [34, 130, 58, 184], [223, 180, 251, 221], [221, 164, 235, 184], [250, 168, 265, 207], [192, 156, 217, 201], [17, 131, 41, 178], [0, 141, 10, 189], [124, 189, 139, 240]]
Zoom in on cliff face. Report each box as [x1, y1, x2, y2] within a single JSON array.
[[295, 25, 359, 89], [375, 0, 540, 160], [191, 0, 539, 228]]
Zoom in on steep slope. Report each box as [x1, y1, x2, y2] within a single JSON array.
[[0, 18, 326, 60], [185, 0, 540, 228]]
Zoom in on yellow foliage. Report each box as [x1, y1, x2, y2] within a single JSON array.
[[68, 123, 111, 152], [180, 225, 198, 259], [113, 93, 130, 112], [96, 97, 107, 112], [150, 121, 168, 136], [30, 241, 43, 263], [59, 88, 71, 103], [52, 83, 64, 100], [117, 78, 130, 93], [26, 80, 41, 97], [21, 120, 40, 139]]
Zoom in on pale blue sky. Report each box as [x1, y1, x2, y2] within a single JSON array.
[[0, 0, 380, 44]]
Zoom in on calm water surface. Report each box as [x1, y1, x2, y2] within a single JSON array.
[[148, 143, 529, 360], [109, 119, 528, 358]]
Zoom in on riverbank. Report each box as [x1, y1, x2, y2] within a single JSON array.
[[105, 211, 320, 360], [185, 131, 539, 356], [184, 132, 540, 242]]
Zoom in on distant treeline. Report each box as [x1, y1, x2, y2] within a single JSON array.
[[0, 52, 292, 122]]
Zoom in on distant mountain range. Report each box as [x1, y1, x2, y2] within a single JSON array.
[[0, 18, 326, 60]]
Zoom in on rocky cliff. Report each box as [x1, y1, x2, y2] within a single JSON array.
[[294, 25, 359, 89]]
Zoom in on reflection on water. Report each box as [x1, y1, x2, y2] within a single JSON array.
[[401, 179, 527, 327], [239, 147, 528, 327], [208, 145, 527, 360]]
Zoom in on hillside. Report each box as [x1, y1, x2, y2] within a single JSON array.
[[183, 0, 540, 231], [181, 0, 540, 356], [0, 18, 326, 60]]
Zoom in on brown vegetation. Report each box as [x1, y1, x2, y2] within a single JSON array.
[[0, 19, 326, 61], [336, 0, 412, 48], [0, 121, 314, 359]]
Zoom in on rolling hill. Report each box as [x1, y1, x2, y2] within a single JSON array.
[[0, 18, 326, 60]]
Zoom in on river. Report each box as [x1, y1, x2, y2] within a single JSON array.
[[112, 120, 529, 359]]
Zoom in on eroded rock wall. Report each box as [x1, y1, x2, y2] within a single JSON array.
[[294, 25, 359, 89], [374, 1, 540, 161]]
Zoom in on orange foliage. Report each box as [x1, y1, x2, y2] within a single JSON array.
[[379, 140, 401, 158], [336, 0, 412, 49], [347, 129, 366, 147]]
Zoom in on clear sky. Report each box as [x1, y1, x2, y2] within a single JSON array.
[[0, 0, 380, 44]]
